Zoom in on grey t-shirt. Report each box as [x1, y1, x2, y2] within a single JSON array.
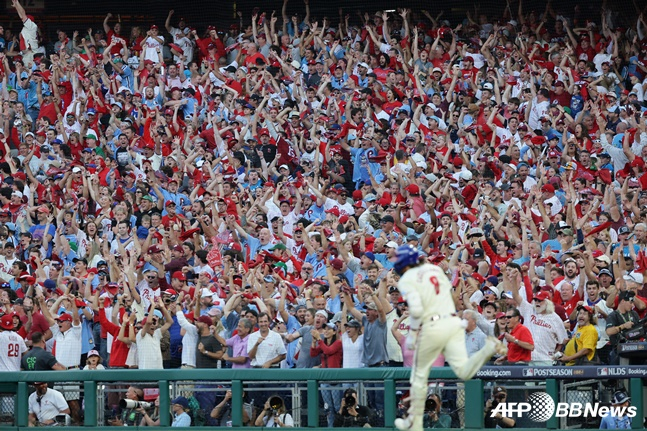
[[362, 315, 388, 366], [296, 325, 321, 368]]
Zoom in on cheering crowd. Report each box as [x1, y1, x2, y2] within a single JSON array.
[[0, 0, 647, 426]]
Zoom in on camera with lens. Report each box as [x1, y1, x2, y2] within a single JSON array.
[[344, 395, 356, 407], [491, 394, 505, 409], [120, 399, 152, 410], [425, 398, 437, 412], [269, 396, 283, 415]]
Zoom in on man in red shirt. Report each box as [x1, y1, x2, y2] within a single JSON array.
[[496, 308, 534, 363]]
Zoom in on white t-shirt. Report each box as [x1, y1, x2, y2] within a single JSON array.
[[136, 328, 163, 369], [176, 312, 198, 367], [518, 300, 568, 361], [341, 332, 364, 368], [0, 331, 27, 371]]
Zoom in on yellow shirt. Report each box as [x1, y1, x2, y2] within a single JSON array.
[[564, 324, 598, 365]]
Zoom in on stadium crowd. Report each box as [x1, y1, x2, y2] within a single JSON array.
[[0, 0, 647, 426]]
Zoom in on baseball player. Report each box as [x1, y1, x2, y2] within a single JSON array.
[[392, 245, 507, 431]]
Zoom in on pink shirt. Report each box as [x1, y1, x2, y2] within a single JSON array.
[[226, 334, 251, 368]]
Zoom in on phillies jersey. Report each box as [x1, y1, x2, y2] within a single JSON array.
[[0, 330, 28, 371]]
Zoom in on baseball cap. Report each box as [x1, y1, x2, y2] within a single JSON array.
[[171, 396, 189, 409], [598, 269, 613, 278], [0, 315, 12, 330], [55, 313, 73, 322], [623, 272, 644, 284], [533, 291, 551, 301]]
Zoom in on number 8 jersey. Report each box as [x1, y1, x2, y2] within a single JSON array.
[[397, 264, 456, 320], [0, 330, 28, 371]]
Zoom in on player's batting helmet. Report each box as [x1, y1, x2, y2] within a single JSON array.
[[394, 245, 421, 275]]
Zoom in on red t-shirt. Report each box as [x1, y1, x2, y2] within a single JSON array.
[[99, 309, 130, 368], [507, 323, 534, 362]]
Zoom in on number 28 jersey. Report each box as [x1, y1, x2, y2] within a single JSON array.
[[397, 264, 456, 319], [0, 330, 28, 371]]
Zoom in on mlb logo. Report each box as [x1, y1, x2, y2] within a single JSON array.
[[598, 368, 608, 376], [522, 368, 534, 377]]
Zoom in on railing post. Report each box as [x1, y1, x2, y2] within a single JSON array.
[[545, 379, 559, 430], [630, 378, 643, 429], [84, 380, 98, 426], [384, 379, 396, 427], [16, 381, 28, 427], [307, 379, 319, 427], [159, 380, 170, 427], [463, 379, 483, 430], [231, 379, 243, 427]]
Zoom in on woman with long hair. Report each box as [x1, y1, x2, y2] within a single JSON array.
[[311, 322, 343, 427]]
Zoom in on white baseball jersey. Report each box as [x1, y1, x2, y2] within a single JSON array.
[[0, 330, 28, 371], [397, 264, 456, 319], [518, 300, 569, 361]]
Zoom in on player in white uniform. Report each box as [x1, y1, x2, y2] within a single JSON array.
[[0, 314, 27, 371], [392, 246, 506, 431]]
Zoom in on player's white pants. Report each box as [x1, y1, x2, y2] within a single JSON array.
[[405, 316, 497, 431]]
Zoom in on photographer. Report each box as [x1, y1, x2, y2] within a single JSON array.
[[109, 386, 147, 426], [210, 389, 254, 426], [334, 388, 374, 428], [422, 394, 451, 429], [484, 386, 515, 428], [606, 291, 640, 365], [254, 395, 293, 427]]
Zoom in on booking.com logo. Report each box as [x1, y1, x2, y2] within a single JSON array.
[[490, 392, 638, 422]]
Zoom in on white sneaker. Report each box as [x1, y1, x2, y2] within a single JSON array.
[[488, 336, 508, 356]]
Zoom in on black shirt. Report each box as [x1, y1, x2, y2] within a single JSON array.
[[196, 334, 224, 368], [605, 309, 640, 346], [334, 405, 373, 427], [22, 347, 58, 371]]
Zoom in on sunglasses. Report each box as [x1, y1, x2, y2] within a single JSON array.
[[504, 316, 515, 319]]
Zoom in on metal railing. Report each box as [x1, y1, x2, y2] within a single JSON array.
[[0, 366, 644, 430]]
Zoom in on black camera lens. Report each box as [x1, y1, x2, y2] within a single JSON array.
[[425, 398, 437, 411], [344, 395, 355, 407]]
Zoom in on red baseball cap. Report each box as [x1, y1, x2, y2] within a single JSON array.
[[55, 313, 73, 322], [533, 291, 551, 301], [171, 272, 186, 281]]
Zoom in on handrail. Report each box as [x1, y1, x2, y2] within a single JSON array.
[[0, 366, 644, 429]]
